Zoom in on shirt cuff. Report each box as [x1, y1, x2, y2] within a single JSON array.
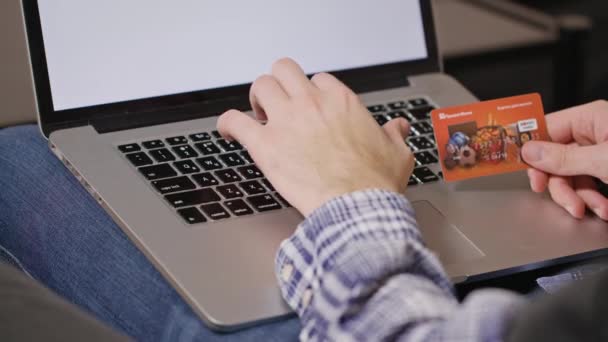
[[275, 189, 424, 316]]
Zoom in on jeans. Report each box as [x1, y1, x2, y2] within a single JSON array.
[[0, 125, 300, 341]]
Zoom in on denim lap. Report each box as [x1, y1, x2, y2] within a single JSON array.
[[0, 125, 299, 341]]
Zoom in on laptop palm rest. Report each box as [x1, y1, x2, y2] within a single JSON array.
[[412, 200, 485, 278]]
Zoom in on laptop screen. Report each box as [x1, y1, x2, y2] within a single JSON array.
[[38, 0, 428, 111]]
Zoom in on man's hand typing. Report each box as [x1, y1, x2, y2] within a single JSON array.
[[217, 58, 414, 216]]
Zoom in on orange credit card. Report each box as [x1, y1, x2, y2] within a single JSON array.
[[431, 93, 550, 182]]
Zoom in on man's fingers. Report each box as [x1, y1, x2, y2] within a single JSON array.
[[544, 100, 607, 144], [217, 110, 263, 149], [271, 57, 315, 97], [310, 72, 348, 93], [522, 141, 608, 182], [574, 176, 608, 221], [249, 74, 289, 121], [527, 168, 549, 193], [382, 118, 410, 146], [547, 175, 586, 219]]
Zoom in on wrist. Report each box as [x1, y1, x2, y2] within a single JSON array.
[[300, 183, 402, 217]]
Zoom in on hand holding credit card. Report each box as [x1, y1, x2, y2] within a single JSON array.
[[431, 93, 550, 182]]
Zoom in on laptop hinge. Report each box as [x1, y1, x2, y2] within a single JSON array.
[[92, 97, 251, 134], [90, 74, 410, 134], [350, 75, 410, 95]]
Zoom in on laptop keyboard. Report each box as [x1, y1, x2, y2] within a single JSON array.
[[368, 97, 442, 187], [117, 97, 441, 224]]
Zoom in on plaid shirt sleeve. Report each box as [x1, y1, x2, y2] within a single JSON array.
[[275, 189, 527, 342]]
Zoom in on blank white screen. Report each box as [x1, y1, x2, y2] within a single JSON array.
[[38, 0, 428, 111]]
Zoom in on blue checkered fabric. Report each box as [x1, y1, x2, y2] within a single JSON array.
[[275, 189, 526, 341]]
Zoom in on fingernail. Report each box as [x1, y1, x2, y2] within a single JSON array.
[[565, 205, 581, 219], [565, 205, 575, 216], [592, 207, 607, 221], [522, 143, 543, 162]]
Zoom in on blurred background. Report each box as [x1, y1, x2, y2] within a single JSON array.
[[1, 0, 607, 129], [437, 0, 607, 113], [516, 0, 608, 103]]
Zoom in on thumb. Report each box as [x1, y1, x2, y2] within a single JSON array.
[[382, 118, 410, 146], [522, 141, 608, 181]]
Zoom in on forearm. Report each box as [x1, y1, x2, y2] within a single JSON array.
[[275, 189, 526, 341]]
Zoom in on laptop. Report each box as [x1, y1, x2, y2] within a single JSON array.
[[22, 0, 608, 331]]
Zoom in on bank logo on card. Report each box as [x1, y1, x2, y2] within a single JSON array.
[[430, 93, 550, 182]]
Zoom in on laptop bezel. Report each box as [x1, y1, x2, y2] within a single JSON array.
[[22, 0, 440, 137]]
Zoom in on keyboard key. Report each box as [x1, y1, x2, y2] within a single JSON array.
[[192, 172, 219, 187], [149, 148, 176, 162], [411, 121, 434, 135], [408, 106, 435, 121], [408, 136, 435, 151], [166, 136, 188, 145], [387, 110, 409, 120], [237, 165, 263, 179], [367, 104, 386, 113], [172, 145, 198, 159], [177, 207, 207, 224], [165, 188, 220, 207], [373, 115, 388, 125], [189, 132, 212, 142], [409, 98, 428, 107], [126, 152, 153, 167], [388, 100, 409, 110], [215, 169, 242, 183], [274, 192, 292, 207], [247, 194, 282, 212], [139, 164, 177, 180], [408, 176, 419, 186], [142, 140, 165, 149], [218, 152, 245, 167], [118, 143, 141, 153], [413, 167, 440, 183], [217, 139, 243, 152], [217, 184, 244, 199], [240, 151, 254, 164], [261, 178, 275, 192], [200, 203, 230, 220], [195, 141, 221, 155], [431, 149, 438, 156], [211, 130, 222, 138], [174, 160, 200, 174], [152, 176, 196, 194], [196, 156, 223, 171], [224, 199, 254, 216], [240, 180, 266, 195], [414, 151, 439, 165]]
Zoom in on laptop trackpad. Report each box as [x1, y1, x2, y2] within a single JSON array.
[[412, 201, 484, 266]]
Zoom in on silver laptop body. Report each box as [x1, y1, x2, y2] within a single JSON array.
[[22, 0, 608, 331]]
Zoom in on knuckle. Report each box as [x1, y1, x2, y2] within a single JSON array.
[[556, 144, 574, 172], [218, 109, 238, 125], [251, 74, 274, 90], [223, 109, 241, 118], [272, 57, 295, 71], [306, 96, 324, 113], [311, 72, 331, 83]]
